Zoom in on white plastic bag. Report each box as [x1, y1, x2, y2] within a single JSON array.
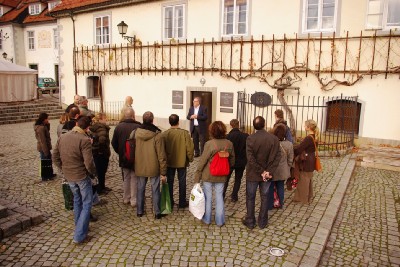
[[189, 183, 205, 220]]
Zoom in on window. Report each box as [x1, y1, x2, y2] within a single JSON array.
[[29, 4, 41, 15], [28, 31, 35, 50], [48, 1, 61, 11], [53, 28, 59, 49], [303, 0, 337, 33], [222, 0, 248, 36], [366, 0, 400, 30], [163, 4, 186, 39], [87, 76, 101, 98], [95, 16, 110, 45]]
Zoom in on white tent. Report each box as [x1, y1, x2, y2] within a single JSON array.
[[0, 59, 38, 102]]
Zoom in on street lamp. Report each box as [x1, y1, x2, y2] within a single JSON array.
[[117, 21, 135, 45], [2, 52, 13, 63]]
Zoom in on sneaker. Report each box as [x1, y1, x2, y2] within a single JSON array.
[[73, 235, 92, 245]]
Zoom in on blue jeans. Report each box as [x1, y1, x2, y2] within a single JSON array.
[[202, 182, 225, 226], [167, 167, 187, 207], [244, 180, 271, 229], [68, 176, 93, 243], [137, 176, 161, 216], [268, 180, 285, 209]]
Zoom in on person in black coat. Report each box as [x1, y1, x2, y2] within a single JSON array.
[[186, 97, 208, 157], [223, 119, 249, 202]]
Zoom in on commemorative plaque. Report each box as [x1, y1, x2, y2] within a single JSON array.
[[250, 92, 272, 107]]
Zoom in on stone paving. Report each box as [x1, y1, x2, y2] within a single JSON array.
[[0, 119, 398, 266], [320, 167, 400, 266]]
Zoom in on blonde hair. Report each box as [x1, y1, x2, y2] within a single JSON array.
[[305, 119, 320, 141], [93, 112, 106, 123], [59, 113, 68, 124]]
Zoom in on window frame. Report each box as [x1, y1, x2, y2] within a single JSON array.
[[48, 1, 61, 11], [94, 15, 111, 46], [27, 31, 35, 50], [29, 4, 41, 15], [366, 0, 400, 30], [221, 0, 249, 37], [302, 0, 339, 33], [162, 3, 186, 40]]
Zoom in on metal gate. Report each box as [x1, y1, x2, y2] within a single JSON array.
[[236, 92, 360, 156]]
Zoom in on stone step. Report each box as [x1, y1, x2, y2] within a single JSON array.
[[0, 114, 63, 125], [0, 110, 64, 120], [0, 199, 44, 240], [0, 105, 62, 115], [356, 145, 400, 171]]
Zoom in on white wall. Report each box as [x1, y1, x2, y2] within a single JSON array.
[[24, 23, 59, 79], [58, 0, 400, 142]]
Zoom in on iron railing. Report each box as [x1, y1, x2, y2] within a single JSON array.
[[237, 92, 359, 156]]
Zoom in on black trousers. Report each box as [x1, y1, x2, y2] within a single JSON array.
[[193, 126, 205, 155], [93, 154, 109, 191], [223, 167, 245, 200]]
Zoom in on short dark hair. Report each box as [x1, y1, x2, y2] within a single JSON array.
[[273, 123, 286, 141], [169, 114, 179, 126], [143, 111, 154, 124], [35, 112, 49, 125], [275, 109, 284, 119], [230, 119, 239, 129], [209, 121, 227, 139], [253, 116, 265, 130], [77, 116, 91, 130], [69, 107, 80, 119]]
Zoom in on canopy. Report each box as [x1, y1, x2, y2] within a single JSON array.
[[0, 59, 38, 102]]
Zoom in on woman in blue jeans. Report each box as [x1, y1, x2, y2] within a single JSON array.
[[268, 124, 294, 209], [194, 121, 235, 226]]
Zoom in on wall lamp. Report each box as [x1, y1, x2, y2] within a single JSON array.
[[2, 52, 13, 63], [117, 21, 135, 45]]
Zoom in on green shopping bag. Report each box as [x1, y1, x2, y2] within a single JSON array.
[[62, 181, 74, 210], [160, 183, 172, 215]]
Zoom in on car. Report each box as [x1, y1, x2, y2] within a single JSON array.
[[38, 77, 58, 94]]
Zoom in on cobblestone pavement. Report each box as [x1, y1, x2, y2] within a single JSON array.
[[0, 120, 398, 266], [319, 167, 400, 266]]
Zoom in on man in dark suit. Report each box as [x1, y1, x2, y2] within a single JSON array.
[[242, 116, 281, 229], [187, 97, 208, 157]]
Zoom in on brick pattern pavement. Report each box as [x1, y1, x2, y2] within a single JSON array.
[[0, 119, 395, 266], [319, 167, 400, 266]]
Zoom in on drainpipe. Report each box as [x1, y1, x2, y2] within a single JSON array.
[[70, 12, 78, 95]]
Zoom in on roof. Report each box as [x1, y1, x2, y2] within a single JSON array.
[[0, 0, 20, 8], [0, 1, 27, 23], [23, 7, 55, 23], [49, 0, 157, 17]]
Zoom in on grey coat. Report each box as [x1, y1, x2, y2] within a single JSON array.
[[271, 140, 294, 181]]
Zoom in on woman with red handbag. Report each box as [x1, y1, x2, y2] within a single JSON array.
[[293, 119, 319, 204]]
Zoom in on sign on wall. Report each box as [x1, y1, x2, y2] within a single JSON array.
[[220, 92, 234, 113], [172, 90, 183, 109]]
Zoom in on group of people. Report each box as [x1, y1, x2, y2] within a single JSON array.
[[33, 94, 320, 244]]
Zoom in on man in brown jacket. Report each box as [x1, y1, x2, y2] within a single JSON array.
[[135, 111, 167, 219], [53, 116, 97, 243], [162, 114, 194, 209], [242, 116, 281, 229]]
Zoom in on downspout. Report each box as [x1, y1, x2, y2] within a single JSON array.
[[70, 12, 78, 94]]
